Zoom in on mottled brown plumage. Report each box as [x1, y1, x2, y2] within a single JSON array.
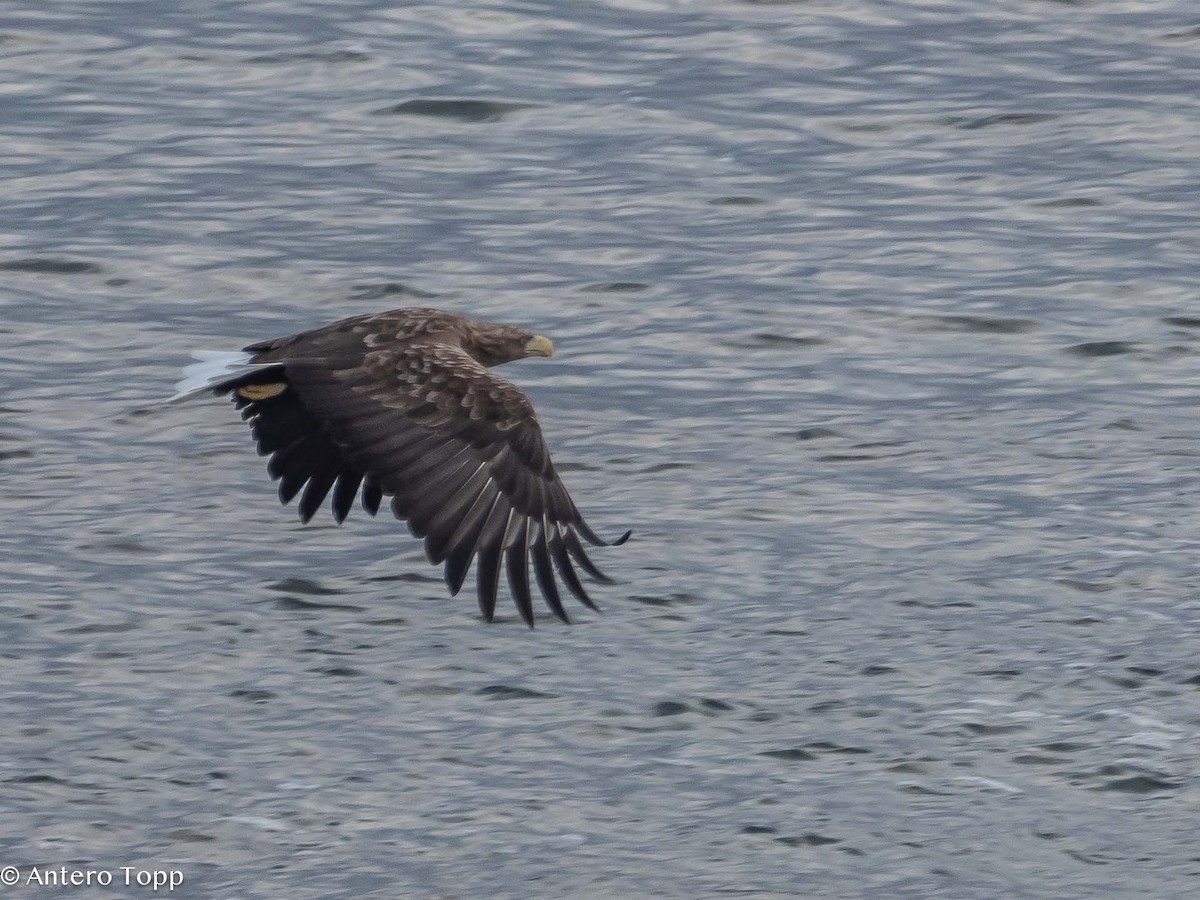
[[179, 307, 628, 625]]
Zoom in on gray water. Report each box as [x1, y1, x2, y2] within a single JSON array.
[[4, 1, 1200, 897]]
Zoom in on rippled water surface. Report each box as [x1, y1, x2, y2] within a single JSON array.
[[5, 1, 1200, 897]]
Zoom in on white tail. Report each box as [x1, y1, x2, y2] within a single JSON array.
[[169, 350, 276, 403]]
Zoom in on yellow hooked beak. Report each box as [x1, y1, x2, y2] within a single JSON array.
[[525, 335, 554, 358]]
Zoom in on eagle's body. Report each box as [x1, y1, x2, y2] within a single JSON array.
[[175, 308, 627, 625]]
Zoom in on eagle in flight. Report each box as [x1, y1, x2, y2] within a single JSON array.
[[173, 308, 629, 626]]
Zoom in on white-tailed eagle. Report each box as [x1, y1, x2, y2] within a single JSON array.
[[173, 308, 629, 626]]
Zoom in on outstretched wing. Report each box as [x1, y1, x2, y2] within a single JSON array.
[[229, 342, 625, 625]]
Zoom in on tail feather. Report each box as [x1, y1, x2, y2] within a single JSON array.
[[170, 351, 277, 403]]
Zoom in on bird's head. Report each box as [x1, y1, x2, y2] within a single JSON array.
[[467, 322, 554, 367]]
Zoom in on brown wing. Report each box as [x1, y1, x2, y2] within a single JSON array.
[[228, 342, 625, 625], [228, 368, 383, 523]]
